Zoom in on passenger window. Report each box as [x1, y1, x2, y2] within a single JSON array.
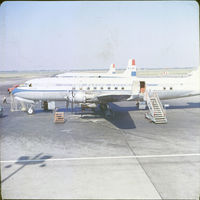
[[93, 87, 97, 90], [163, 87, 166, 90], [115, 87, 118, 90], [87, 87, 90, 90], [121, 87, 124, 90], [170, 87, 173, 90], [101, 87, 103, 90], [80, 88, 82, 90], [108, 87, 111, 90], [29, 83, 32, 87], [72, 87, 75, 90]]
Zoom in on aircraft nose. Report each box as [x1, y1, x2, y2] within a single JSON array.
[[11, 88, 20, 96]]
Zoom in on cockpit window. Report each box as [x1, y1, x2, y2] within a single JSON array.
[[19, 82, 31, 87], [19, 83, 26, 87]]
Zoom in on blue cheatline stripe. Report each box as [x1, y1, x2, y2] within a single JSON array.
[[12, 88, 131, 95], [12, 88, 67, 95]]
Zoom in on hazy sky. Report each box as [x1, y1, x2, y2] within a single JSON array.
[[0, 1, 199, 71]]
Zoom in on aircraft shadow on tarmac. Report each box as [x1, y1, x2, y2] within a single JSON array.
[[80, 111, 136, 129], [2, 153, 52, 184], [13, 100, 200, 115], [165, 102, 200, 110], [107, 103, 136, 129], [26, 101, 199, 129], [60, 105, 136, 129], [109, 102, 200, 111], [0, 115, 8, 118], [107, 111, 136, 129], [34, 110, 53, 114], [49, 105, 136, 129]]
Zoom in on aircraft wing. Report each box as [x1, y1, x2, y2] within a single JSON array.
[[96, 93, 131, 103]]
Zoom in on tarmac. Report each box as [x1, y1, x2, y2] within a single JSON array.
[[0, 76, 200, 199]]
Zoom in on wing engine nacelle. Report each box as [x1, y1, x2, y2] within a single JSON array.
[[81, 103, 97, 109], [68, 92, 86, 103]]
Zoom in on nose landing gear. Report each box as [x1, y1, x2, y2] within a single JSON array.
[[27, 106, 34, 115]]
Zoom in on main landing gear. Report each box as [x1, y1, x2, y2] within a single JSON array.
[[99, 103, 114, 118]]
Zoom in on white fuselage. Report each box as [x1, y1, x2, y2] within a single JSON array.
[[139, 73, 200, 99], [12, 77, 133, 102], [12, 68, 200, 103]]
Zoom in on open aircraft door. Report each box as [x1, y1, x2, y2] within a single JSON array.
[[140, 81, 146, 93]]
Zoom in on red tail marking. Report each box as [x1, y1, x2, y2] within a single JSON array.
[[132, 59, 135, 65]]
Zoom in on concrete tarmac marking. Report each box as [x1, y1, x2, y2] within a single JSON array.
[[1, 153, 200, 163], [1, 158, 162, 199], [60, 129, 72, 133]]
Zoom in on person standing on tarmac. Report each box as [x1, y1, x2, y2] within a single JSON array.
[[3, 96, 7, 104]]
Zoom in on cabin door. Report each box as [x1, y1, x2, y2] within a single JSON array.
[[140, 81, 146, 93]]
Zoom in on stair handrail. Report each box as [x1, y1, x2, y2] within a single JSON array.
[[145, 91, 155, 117], [153, 92, 166, 116]]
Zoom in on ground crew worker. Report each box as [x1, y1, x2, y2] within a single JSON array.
[[3, 96, 7, 104]]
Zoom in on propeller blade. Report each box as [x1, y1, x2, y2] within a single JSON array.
[[66, 99, 69, 111], [71, 100, 73, 113], [71, 90, 74, 113]]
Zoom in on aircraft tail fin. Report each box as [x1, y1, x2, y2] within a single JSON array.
[[187, 66, 200, 93], [107, 64, 116, 74], [189, 67, 200, 78], [123, 59, 137, 77]]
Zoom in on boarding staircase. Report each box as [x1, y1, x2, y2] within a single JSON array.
[[144, 91, 167, 124]]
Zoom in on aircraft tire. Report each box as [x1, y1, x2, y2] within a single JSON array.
[[27, 107, 34, 115]]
